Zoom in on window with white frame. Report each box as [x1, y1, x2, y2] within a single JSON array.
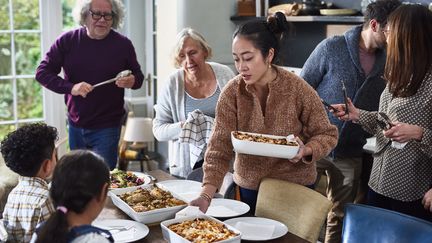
[[0, 0, 44, 139], [0, 0, 69, 141]]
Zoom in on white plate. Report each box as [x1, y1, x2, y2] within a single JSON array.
[[109, 171, 152, 193], [156, 180, 202, 203], [93, 219, 149, 243], [231, 131, 299, 159], [206, 199, 250, 218], [224, 217, 288, 241]]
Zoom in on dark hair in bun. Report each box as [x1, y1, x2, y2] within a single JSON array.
[[233, 11, 291, 64]]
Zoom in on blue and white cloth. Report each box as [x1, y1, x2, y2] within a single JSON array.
[[179, 109, 214, 166]]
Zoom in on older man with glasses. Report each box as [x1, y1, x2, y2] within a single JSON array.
[[35, 0, 144, 170]]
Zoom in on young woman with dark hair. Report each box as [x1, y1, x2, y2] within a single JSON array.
[[335, 4, 432, 221], [34, 150, 113, 243], [190, 12, 338, 213]]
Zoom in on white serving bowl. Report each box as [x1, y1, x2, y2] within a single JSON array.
[[231, 131, 299, 159], [109, 185, 187, 224], [160, 215, 241, 243]]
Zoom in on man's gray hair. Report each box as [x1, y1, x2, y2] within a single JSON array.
[[72, 0, 125, 29]]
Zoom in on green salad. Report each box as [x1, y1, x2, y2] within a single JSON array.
[[110, 169, 145, 188]]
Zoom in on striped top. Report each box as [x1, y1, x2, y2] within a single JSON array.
[[359, 73, 432, 201], [2, 176, 55, 243], [184, 86, 221, 119]]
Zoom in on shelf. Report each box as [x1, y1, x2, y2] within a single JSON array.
[[230, 15, 364, 24]]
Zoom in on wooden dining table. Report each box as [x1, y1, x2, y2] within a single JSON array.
[[98, 169, 309, 243]]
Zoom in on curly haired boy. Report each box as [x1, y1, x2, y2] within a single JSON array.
[[1, 123, 58, 243]]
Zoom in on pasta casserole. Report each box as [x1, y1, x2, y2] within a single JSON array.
[[167, 218, 239, 242]]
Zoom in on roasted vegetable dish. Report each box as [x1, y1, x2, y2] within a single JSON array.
[[119, 186, 186, 212]]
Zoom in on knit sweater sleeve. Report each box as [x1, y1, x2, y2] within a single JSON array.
[[300, 39, 328, 89], [202, 80, 238, 189], [153, 75, 182, 141], [296, 78, 338, 163], [35, 31, 75, 94]]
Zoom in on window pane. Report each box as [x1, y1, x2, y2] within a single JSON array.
[[0, 79, 13, 120], [13, 0, 39, 30], [0, 124, 16, 141], [0, 0, 10, 29], [0, 34, 12, 76], [15, 33, 40, 75], [17, 78, 42, 119], [62, 0, 77, 31]]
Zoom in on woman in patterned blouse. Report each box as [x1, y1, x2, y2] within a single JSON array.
[[333, 4, 432, 221]]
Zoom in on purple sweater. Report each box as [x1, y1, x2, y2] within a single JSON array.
[[36, 27, 144, 129]]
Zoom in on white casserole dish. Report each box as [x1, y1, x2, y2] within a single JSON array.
[[160, 215, 241, 243], [231, 131, 299, 159], [109, 185, 187, 224]]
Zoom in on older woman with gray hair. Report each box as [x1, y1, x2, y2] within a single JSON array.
[[35, 0, 144, 169], [153, 28, 235, 178]]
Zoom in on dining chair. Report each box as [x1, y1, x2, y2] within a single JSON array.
[[342, 203, 432, 243], [255, 178, 332, 243]]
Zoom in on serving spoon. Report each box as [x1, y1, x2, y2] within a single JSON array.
[[93, 70, 132, 88]]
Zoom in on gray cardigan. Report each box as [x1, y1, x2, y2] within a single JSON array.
[[301, 25, 387, 157], [153, 62, 235, 177]]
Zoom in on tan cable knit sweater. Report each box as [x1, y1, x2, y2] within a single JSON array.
[[202, 66, 338, 191]]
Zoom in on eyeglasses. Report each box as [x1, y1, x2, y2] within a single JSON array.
[[89, 10, 114, 21]]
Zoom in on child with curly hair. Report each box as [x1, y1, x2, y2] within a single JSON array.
[[1, 123, 58, 242]]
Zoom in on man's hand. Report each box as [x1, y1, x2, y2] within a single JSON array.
[[71, 82, 93, 98], [116, 74, 135, 88]]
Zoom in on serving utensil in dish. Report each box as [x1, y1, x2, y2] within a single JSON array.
[[93, 70, 132, 88]]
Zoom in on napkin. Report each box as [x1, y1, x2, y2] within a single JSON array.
[[111, 227, 136, 242], [206, 205, 238, 217], [175, 206, 204, 219], [391, 141, 408, 149], [234, 221, 275, 240]]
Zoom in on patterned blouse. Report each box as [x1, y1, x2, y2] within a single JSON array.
[[358, 73, 432, 201]]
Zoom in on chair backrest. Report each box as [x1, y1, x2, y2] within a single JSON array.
[[255, 178, 332, 243], [342, 203, 432, 243]]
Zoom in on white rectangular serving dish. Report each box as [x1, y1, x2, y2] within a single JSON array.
[[160, 215, 241, 243], [109, 185, 187, 224], [231, 131, 299, 159]]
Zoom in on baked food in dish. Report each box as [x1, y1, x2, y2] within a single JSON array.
[[167, 218, 239, 242], [119, 185, 186, 212]]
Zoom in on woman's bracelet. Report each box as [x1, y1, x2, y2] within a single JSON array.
[[200, 192, 212, 203]]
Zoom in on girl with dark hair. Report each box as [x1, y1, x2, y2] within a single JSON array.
[[191, 12, 338, 213], [34, 150, 113, 243], [335, 4, 432, 221]]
